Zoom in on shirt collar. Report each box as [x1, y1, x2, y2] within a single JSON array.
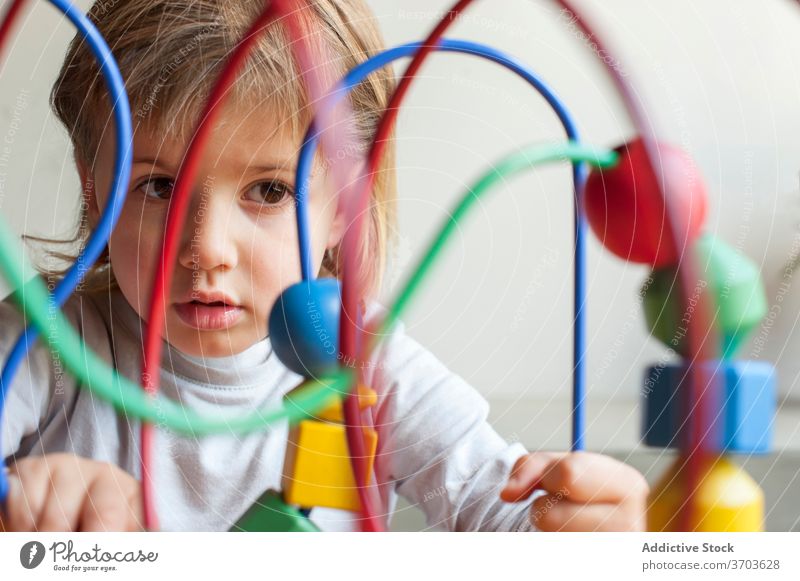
[[105, 288, 287, 390]]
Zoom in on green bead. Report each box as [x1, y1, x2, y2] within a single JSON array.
[[230, 490, 320, 532], [641, 269, 683, 352], [641, 234, 767, 357]]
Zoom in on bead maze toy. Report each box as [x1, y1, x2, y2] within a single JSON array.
[[583, 141, 774, 531], [0, 0, 782, 532]]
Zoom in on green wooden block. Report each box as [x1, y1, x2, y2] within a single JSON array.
[[641, 234, 767, 357], [230, 490, 320, 532]]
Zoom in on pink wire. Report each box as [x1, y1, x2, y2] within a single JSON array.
[[139, 0, 363, 531], [553, 0, 720, 531], [337, 0, 476, 534], [344, 0, 720, 532]]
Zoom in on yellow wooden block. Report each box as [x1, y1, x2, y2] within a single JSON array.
[[315, 385, 378, 423], [282, 419, 378, 512], [648, 455, 764, 532]]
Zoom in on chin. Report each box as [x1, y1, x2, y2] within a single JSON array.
[[164, 320, 255, 358]]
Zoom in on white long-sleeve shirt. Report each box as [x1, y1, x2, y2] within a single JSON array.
[[1, 288, 533, 531]]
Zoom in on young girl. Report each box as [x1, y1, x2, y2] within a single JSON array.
[[0, 0, 647, 532]]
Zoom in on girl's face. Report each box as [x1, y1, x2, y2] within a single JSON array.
[[82, 106, 345, 357]]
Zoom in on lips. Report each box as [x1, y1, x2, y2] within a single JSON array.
[[173, 292, 244, 330]]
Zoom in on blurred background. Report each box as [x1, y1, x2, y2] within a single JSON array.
[[1, 0, 799, 529]]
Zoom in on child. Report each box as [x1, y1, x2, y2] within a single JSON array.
[[0, 0, 647, 532]]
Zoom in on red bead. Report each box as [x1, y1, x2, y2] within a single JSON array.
[[584, 138, 707, 267]]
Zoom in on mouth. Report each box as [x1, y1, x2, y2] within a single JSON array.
[[173, 298, 244, 331]]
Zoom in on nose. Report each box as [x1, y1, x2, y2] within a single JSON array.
[[178, 189, 239, 273]]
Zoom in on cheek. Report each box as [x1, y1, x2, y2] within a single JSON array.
[[252, 217, 301, 275], [247, 213, 304, 315], [107, 208, 160, 303]]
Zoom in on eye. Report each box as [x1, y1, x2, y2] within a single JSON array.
[[135, 176, 174, 200], [244, 180, 294, 206]]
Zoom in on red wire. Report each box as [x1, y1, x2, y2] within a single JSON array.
[[337, 0, 476, 533], [343, 0, 720, 533], [553, 0, 720, 531], [139, 0, 319, 531], [1, 0, 716, 533], [0, 0, 26, 64]]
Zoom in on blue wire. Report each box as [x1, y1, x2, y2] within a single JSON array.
[[573, 167, 588, 452], [0, 0, 133, 503], [295, 39, 587, 452]]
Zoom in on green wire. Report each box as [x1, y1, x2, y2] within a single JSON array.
[[0, 223, 351, 436], [0, 141, 613, 437], [375, 141, 618, 339]]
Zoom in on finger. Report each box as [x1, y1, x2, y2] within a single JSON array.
[[538, 452, 649, 504], [79, 471, 138, 532], [38, 459, 92, 532], [124, 484, 145, 532], [500, 452, 566, 502], [4, 463, 50, 532], [532, 495, 646, 532]]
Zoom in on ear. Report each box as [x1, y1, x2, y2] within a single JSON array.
[[74, 152, 100, 225]]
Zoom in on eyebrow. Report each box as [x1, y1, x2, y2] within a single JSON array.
[[249, 163, 296, 174], [132, 157, 296, 174], [132, 157, 175, 170]]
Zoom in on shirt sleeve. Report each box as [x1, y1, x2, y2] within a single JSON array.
[[0, 290, 98, 461], [0, 293, 59, 460], [365, 315, 536, 532]]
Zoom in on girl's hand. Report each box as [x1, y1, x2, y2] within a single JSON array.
[[0, 453, 144, 532], [500, 451, 648, 531]]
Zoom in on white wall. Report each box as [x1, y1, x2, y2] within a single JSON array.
[[2, 0, 800, 404], [0, 0, 82, 295], [368, 0, 800, 401]]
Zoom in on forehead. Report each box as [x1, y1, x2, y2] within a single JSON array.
[[122, 105, 301, 172]]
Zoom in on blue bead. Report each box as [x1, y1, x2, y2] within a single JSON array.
[[642, 360, 775, 454], [268, 279, 342, 377]]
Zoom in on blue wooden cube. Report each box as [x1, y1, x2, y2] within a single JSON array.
[[642, 360, 775, 454]]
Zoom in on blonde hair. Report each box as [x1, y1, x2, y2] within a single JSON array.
[[26, 0, 396, 299]]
